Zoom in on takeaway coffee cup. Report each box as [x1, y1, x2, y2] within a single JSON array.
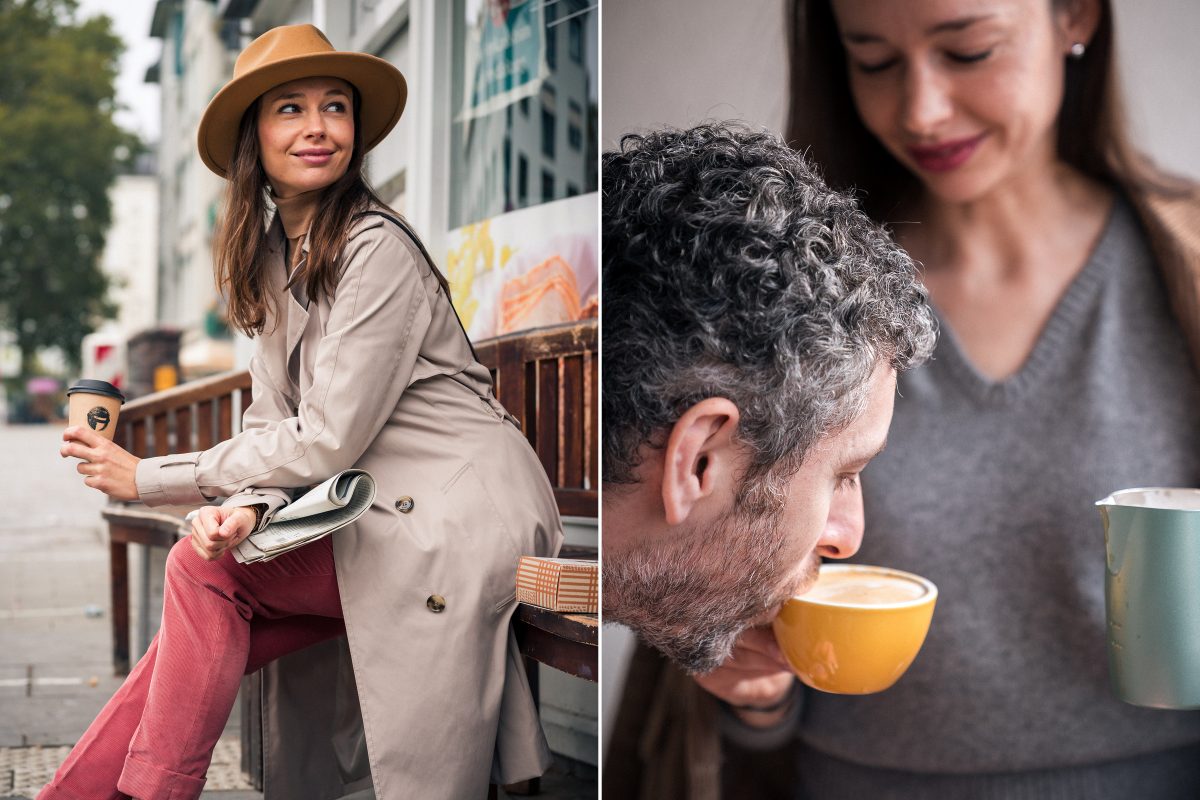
[[772, 564, 937, 695], [1097, 488, 1200, 708], [66, 379, 125, 441]]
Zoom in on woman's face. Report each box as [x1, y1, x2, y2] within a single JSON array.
[[256, 76, 355, 197], [830, 0, 1093, 204]]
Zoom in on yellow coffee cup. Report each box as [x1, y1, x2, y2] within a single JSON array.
[[772, 564, 937, 694]]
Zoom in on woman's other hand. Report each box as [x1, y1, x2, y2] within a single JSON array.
[[693, 625, 799, 729], [61, 426, 141, 502], [190, 505, 258, 561]]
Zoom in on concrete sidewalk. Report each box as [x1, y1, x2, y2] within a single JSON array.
[[0, 424, 253, 798]]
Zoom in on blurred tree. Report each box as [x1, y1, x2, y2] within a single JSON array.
[[0, 0, 139, 376]]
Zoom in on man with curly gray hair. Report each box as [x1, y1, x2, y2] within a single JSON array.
[[603, 123, 936, 722]]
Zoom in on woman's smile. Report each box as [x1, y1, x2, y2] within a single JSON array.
[[905, 131, 990, 172], [293, 147, 336, 165]]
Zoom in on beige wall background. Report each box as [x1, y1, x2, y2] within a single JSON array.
[[600, 0, 1200, 752]]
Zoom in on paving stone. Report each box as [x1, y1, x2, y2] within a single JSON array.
[[0, 736, 253, 797]]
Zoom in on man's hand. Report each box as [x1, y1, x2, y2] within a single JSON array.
[[189, 505, 258, 561], [61, 426, 141, 501], [693, 626, 798, 728]]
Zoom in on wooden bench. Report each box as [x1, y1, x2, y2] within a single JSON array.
[[103, 319, 598, 792]]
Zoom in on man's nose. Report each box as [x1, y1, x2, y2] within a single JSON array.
[[815, 481, 864, 560], [900, 61, 953, 137]]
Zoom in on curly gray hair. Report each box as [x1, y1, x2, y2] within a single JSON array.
[[602, 122, 937, 485]]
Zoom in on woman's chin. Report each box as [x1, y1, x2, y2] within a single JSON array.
[[273, 169, 348, 197], [916, 170, 1004, 206]]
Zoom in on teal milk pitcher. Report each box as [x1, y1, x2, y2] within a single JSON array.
[[1097, 488, 1200, 708]]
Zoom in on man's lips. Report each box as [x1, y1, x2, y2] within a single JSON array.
[[906, 133, 988, 173], [293, 149, 335, 165], [759, 559, 823, 623]]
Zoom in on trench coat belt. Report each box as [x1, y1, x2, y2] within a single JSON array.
[[482, 393, 521, 428]]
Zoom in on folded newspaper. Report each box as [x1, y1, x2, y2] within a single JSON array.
[[187, 470, 376, 564]]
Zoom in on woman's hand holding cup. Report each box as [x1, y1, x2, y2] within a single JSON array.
[[61, 426, 141, 502]]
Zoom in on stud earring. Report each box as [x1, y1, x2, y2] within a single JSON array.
[[1069, 41, 1086, 59]]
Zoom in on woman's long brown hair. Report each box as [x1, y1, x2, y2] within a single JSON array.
[[786, 0, 1187, 223], [214, 88, 450, 337]]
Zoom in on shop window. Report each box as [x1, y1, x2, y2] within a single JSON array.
[[449, 0, 597, 227], [545, 3, 557, 71], [542, 108, 556, 159], [569, 17, 583, 64], [568, 100, 583, 151], [518, 154, 529, 206], [504, 138, 512, 210]]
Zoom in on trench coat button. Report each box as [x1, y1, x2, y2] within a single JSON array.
[[395, 496, 415, 513], [426, 594, 446, 613]]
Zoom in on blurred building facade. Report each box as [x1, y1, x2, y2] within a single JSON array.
[[145, 0, 598, 767], [97, 152, 161, 339], [146, 0, 238, 377], [79, 153, 162, 392]]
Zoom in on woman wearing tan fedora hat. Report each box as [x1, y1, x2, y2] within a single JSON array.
[[46, 23, 563, 800]]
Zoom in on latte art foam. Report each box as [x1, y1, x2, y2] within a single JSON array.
[[803, 569, 928, 606]]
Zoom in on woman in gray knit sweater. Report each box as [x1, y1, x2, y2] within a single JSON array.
[[697, 0, 1200, 797]]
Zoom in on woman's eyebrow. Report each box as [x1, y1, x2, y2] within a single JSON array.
[[270, 88, 349, 102], [842, 13, 995, 44]]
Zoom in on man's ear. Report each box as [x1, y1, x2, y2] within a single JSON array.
[[660, 398, 741, 526]]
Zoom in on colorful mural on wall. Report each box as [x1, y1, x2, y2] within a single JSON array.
[[446, 192, 598, 339]]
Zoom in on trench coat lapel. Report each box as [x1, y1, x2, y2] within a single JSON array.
[[284, 291, 309, 373], [281, 236, 311, 372]]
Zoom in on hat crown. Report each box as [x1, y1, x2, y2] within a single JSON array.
[[234, 24, 336, 79]]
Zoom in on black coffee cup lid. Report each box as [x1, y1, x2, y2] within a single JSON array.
[[66, 379, 125, 403]]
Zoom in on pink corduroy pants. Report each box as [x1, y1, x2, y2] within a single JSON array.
[[38, 535, 345, 800]]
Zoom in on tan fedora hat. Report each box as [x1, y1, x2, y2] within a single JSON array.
[[197, 24, 407, 179]]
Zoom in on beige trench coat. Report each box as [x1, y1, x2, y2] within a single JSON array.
[[136, 211, 564, 799]]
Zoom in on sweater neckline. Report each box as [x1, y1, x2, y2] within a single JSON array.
[[929, 196, 1125, 405]]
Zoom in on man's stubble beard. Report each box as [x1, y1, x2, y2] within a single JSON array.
[[603, 475, 815, 674]]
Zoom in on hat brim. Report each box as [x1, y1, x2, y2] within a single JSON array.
[[197, 51, 407, 179]]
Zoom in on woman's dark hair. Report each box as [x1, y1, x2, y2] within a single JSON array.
[[786, 0, 1180, 222], [215, 86, 450, 336]]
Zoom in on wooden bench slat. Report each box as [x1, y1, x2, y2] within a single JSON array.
[[153, 414, 169, 457], [587, 350, 598, 490], [560, 354, 584, 489], [175, 405, 193, 454], [131, 419, 147, 460], [218, 395, 234, 440], [535, 358, 558, 482], [196, 399, 215, 451]]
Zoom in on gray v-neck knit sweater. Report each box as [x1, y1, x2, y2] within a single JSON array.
[[735, 198, 1200, 798]]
